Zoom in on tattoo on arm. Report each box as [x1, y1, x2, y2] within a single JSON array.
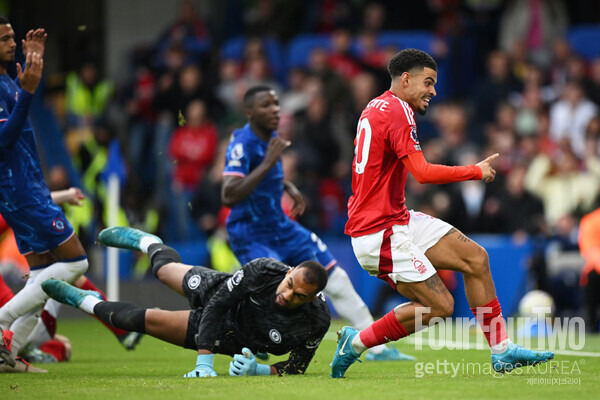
[[425, 274, 446, 295], [444, 227, 472, 243]]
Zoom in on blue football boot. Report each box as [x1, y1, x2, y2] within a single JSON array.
[[98, 226, 162, 251], [331, 326, 362, 378], [492, 342, 554, 373]]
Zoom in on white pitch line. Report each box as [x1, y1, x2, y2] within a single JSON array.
[[325, 332, 600, 357]]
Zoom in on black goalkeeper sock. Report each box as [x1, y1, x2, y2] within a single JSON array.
[[94, 301, 147, 333]]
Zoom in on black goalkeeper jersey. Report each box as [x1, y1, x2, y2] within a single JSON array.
[[182, 258, 331, 375]]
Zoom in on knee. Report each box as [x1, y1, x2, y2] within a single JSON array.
[[463, 245, 490, 276], [69, 258, 89, 278], [431, 295, 454, 319], [149, 245, 181, 278]]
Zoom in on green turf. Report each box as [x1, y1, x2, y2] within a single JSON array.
[[2, 319, 598, 399]]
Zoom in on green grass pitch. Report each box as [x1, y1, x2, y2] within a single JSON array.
[[2, 318, 599, 400]]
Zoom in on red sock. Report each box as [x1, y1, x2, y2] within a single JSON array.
[[359, 310, 409, 348], [0, 275, 15, 307], [40, 339, 69, 362], [1, 328, 13, 351], [471, 297, 509, 347], [40, 309, 57, 338], [78, 277, 129, 337]]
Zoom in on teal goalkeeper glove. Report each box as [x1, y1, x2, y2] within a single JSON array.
[[229, 348, 271, 376], [184, 354, 217, 378]]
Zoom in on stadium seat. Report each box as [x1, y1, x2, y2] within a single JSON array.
[[286, 33, 332, 69], [376, 30, 433, 53], [567, 24, 600, 60], [221, 36, 286, 83]]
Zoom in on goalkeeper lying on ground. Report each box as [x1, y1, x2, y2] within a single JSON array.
[[42, 227, 330, 377]]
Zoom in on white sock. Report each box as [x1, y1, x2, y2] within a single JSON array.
[[25, 299, 62, 348], [0, 259, 88, 328], [351, 334, 367, 354], [324, 267, 374, 328], [9, 311, 40, 356], [139, 236, 161, 253], [80, 296, 102, 314], [490, 338, 512, 354]]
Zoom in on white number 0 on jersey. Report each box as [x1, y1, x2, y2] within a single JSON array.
[[355, 117, 372, 174]]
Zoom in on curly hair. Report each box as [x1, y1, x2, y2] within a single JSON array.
[[387, 48, 437, 78]]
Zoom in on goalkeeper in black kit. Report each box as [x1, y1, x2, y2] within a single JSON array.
[[42, 227, 330, 377]]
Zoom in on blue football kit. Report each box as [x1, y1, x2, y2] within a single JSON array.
[[223, 124, 336, 270], [0, 74, 74, 256]]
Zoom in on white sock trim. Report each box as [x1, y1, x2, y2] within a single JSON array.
[[490, 338, 512, 354], [80, 296, 102, 314], [139, 236, 160, 253], [351, 334, 367, 354]]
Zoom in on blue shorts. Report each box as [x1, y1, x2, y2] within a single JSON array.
[[227, 219, 337, 270], [2, 200, 75, 255]]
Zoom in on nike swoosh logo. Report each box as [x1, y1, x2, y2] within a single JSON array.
[[338, 336, 351, 356]]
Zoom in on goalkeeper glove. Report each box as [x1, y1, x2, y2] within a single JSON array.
[[229, 347, 271, 376], [184, 354, 217, 378]]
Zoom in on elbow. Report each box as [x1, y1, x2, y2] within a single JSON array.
[[220, 194, 235, 208], [412, 173, 430, 184], [220, 190, 238, 208]]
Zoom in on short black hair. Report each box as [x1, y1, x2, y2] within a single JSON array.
[[0, 16, 10, 25], [387, 48, 437, 79], [296, 260, 328, 293], [243, 85, 274, 109]]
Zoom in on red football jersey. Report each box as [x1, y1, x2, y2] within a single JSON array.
[[345, 90, 422, 237]]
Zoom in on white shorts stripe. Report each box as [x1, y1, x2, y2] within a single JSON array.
[[351, 210, 452, 285]]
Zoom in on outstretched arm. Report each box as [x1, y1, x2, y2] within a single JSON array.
[[402, 151, 498, 184], [51, 187, 85, 206]]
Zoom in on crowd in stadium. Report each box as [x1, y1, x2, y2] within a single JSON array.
[[2, 1, 600, 320]]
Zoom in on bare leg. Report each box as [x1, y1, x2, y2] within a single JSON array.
[[155, 262, 193, 296], [143, 309, 190, 346], [425, 228, 496, 307], [392, 273, 455, 333]]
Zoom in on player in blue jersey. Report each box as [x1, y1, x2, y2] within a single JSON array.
[[0, 17, 89, 371], [220, 85, 414, 361]]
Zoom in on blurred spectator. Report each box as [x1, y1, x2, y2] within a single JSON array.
[[549, 38, 573, 93], [216, 58, 243, 110], [498, 0, 568, 69], [445, 150, 503, 233], [167, 99, 219, 241], [472, 50, 521, 133], [280, 67, 311, 117], [327, 28, 363, 80], [156, 0, 210, 64], [65, 61, 114, 129], [431, 101, 478, 163], [544, 213, 583, 317], [578, 206, 600, 332], [124, 64, 157, 196], [169, 99, 218, 191], [586, 57, 600, 107], [549, 80, 598, 160], [496, 165, 546, 236], [524, 146, 600, 227], [161, 0, 209, 43], [64, 61, 114, 155], [191, 139, 228, 237], [241, 56, 284, 96], [306, 47, 352, 111]]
